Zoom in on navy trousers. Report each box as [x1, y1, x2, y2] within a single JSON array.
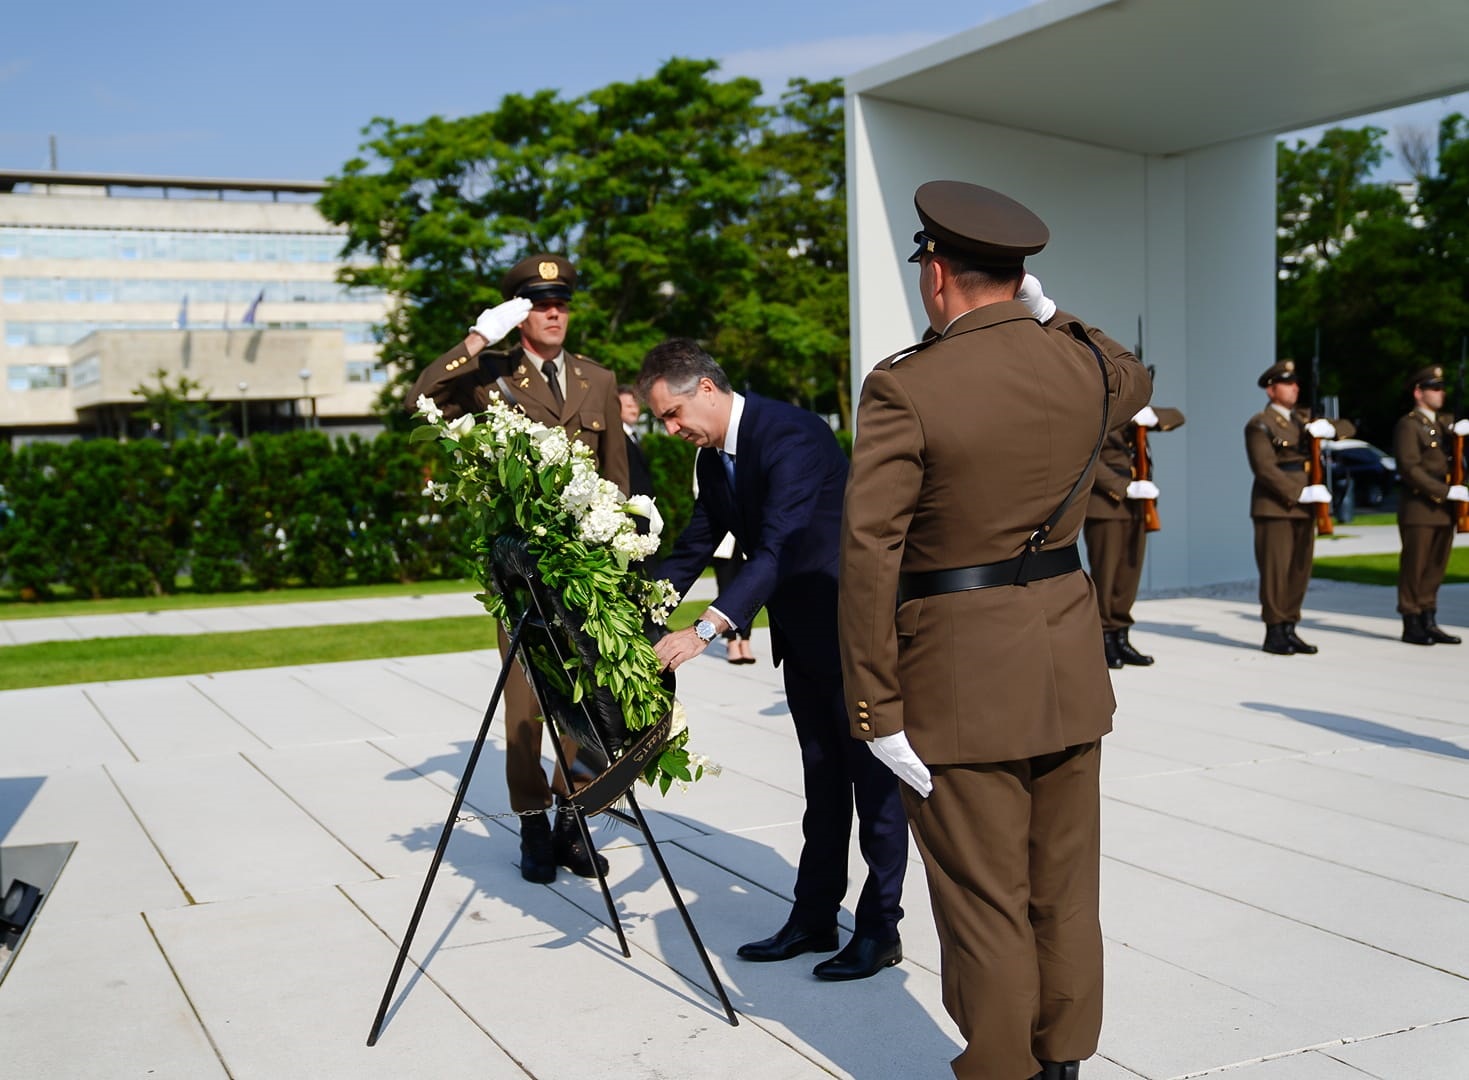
[[781, 658, 908, 940]]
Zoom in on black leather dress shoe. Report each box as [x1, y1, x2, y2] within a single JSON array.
[[1262, 623, 1295, 655], [1424, 609, 1462, 644], [1102, 630, 1124, 669], [812, 934, 902, 981], [737, 921, 839, 962], [1031, 1061, 1080, 1080]]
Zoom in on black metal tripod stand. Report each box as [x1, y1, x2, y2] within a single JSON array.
[[367, 547, 737, 1046]]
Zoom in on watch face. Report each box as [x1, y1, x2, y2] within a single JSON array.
[[696, 620, 716, 641]]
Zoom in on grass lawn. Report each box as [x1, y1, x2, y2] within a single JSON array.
[[0, 578, 477, 621], [1313, 546, 1469, 588], [1336, 511, 1397, 527], [0, 598, 753, 691]]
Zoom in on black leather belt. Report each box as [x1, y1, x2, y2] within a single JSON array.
[[1281, 462, 1306, 472], [897, 545, 1082, 605]]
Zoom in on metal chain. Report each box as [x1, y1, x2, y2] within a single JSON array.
[[454, 804, 589, 824]]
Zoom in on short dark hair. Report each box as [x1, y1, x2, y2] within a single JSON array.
[[617, 383, 637, 398], [637, 338, 732, 400], [936, 253, 1024, 294]]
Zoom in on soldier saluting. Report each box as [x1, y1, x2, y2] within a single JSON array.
[[1393, 364, 1469, 644], [409, 253, 628, 884]]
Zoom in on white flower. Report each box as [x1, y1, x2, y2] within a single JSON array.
[[669, 699, 688, 738], [447, 413, 476, 438], [530, 425, 571, 466], [624, 494, 664, 537], [416, 514, 430, 526], [415, 395, 444, 425], [421, 480, 449, 501]]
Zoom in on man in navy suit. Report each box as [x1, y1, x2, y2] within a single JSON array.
[[638, 339, 908, 981]]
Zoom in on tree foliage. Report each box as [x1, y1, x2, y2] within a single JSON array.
[[1277, 117, 1469, 441], [319, 60, 851, 424]]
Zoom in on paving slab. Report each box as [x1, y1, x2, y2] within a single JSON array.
[[86, 677, 269, 760], [108, 753, 379, 903], [1323, 1018, 1469, 1079], [188, 667, 395, 746], [0, 911, 226, 1079], [147, 886, 521, 1079], [0, 684, 136, 773], [291, 658, 486, 737]]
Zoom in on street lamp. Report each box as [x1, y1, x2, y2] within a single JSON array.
[[298, 368, 312, 430], [237, 381, 249, 440]]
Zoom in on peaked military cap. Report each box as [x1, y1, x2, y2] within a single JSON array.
[[503, 253, 576, 301], [1258, 360, 1298, 388], [908, 180, 1049, 267], [1410, 364, 1446, 390]]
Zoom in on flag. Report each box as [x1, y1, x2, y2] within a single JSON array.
[[175, 295, 188, 329], [242, 289, 265, 326]]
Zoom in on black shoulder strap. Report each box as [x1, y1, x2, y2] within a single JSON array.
[[1025, 321, 1111, 554]]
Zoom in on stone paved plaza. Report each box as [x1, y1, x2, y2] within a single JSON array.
[[2, 574, 1468, 1078]]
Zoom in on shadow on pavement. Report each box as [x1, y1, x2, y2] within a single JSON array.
[[1241, 701, 1469, 760]]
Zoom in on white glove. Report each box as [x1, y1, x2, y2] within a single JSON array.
[[1448, 485, 1469, 502], [1126, 480, 1160, 500], [868, 732, 932, 798], [467, 297, 533, 346], [1306, 419, 1336, 439], [1298, 484, 1332, 504], [1132, 405, 1159, 428], [1016, 273, 1057, 324], [1453, 420, 1469, 437]]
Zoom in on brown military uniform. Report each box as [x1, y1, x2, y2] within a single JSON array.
[[410, 342, 628, 812], [841, 299, 1151, 1079], [1244, 405, 1315, 625], [1083, 408, 1184, 631], [1394, 408, 1457, 615]]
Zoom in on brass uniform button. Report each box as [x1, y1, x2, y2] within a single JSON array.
[[859, 722, 871, 732]]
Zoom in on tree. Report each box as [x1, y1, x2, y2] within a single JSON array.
[[713, 78, 853, 426], [320, 59, 767, 419], [130, 367, 221, 441], [1276, 120, 1469, 441]]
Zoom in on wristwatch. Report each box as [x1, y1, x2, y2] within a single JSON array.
[[694, 619, 718, 643]]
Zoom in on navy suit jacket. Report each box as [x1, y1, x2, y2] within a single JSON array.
[[658, 392, 849, 676]]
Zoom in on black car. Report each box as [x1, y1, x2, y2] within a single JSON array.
[[1325, 439, 1397, 507]]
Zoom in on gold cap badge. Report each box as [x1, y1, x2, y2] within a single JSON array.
[[538, 261, 559, 281]]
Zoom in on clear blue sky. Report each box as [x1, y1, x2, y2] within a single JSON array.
[[2, 0, 1464, 182]]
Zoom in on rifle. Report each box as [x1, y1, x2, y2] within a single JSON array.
[[1309, 328, 1333, 537], [1457, 339, 1469, 534], [1133, 316, 1161, 531]]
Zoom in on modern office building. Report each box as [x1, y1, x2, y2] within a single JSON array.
[[0, 169, 393, 444]]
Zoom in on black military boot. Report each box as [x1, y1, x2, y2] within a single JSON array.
[[1033, 1061, 1080, 1080], [519, 812, 556, 884], [553, 800, 609, 878], [1283, 622, 1318, 654], [1423, 609, 1462, 644], [1115, 628, 1155, 666], [1102, 630, 1124, 669], [1402, 611, 1436, 645], [1262, 623, 1295, 655]]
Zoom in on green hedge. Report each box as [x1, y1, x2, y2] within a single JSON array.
[[0, 428, 795, 601], [0, 432, 466, 600]]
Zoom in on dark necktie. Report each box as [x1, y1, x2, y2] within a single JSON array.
[[720, 450, 736, 491], [542, 360, 563, 411]]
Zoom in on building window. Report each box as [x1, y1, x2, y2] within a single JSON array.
[[7, 364, 68, 391], [346, 361, 387, 384]]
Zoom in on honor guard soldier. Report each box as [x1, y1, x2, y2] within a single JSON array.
[[1084, 402, 1185, 668], [1393, 364, 1469, 644], [840, 181, 1151, 1080], [1244, 361, 1353, 655], [408, 253, 628, 883]]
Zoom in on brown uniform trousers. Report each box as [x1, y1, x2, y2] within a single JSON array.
[[1394, 410, 1458, 615], [410, 341, 629, 812], [841, 303, 1150, 1079], [1083, 410, 1183, 630]]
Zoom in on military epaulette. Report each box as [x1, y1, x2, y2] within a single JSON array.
[[884, 335, 938, 368]]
